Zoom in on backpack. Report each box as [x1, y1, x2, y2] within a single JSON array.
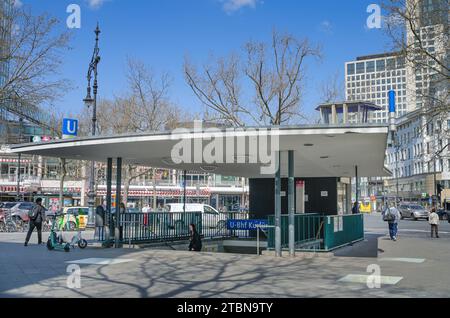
[[28, 205, 42, 223], [383, 208, 395, 222]]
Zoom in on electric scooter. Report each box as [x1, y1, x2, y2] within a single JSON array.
[[46, 213, 71, 252], [69, 229, 88, 249]]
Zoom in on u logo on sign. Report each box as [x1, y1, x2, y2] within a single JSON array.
[[66, 121, 77, 134], [62, 118, 79, 137]]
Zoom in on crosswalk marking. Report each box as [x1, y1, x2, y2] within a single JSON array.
[[379, 257, 426, 264], [338, 274, 403, 285], [66, 258, 134, 265]]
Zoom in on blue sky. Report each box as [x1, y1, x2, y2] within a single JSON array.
[[22, 0, 394, 122]]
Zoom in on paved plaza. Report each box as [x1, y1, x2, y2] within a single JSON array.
[[1, 214, 449, 298]]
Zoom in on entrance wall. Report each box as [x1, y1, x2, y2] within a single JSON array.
[[249, 178, 339, 218]]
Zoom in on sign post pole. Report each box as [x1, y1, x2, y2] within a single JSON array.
[[274, 152, 282, 257], [288, 150, 295, 257]]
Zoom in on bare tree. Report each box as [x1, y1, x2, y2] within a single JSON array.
[[0, 3, 71, 110], [184, 30, 321, 127], [78, 59, 185, 205], [382, 0, 449, 143], [319, 71, 345, 104]]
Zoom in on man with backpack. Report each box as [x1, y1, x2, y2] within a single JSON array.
[[382, 201, 401, 241], [24, 198, 46, 246]]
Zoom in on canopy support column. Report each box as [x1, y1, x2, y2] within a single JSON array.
[[288, 150, 295, 257], [115, 157, 122, 248], [274, 152, 282, 257], [106, 158, 113, 240], [355, 165, 359, 214], [183, 170, 187, 213]]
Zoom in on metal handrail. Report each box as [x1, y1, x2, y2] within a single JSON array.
[[256, 224, 275, 256], [120, 220, 141, 248]]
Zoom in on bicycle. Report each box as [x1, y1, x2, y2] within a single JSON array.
[[3, 211, 18, 232]]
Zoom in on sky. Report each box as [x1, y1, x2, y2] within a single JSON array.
[[19, 0, 395, 123]]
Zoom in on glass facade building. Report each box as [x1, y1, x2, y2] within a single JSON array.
[[345, 53, 408, 124]]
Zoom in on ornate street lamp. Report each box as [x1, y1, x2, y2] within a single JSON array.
[[84, 23, 101, 226]]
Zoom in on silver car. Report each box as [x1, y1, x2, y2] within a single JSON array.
[[399, 204, 429, 221]]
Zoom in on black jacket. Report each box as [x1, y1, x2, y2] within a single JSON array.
[[189, 232, 202, 252], [95, 205, 105, 227]]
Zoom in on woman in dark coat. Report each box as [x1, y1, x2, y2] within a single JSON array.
[[188, 223, 202, 252]]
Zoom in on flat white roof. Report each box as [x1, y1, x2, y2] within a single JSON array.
[[10, 125, 391, 178]]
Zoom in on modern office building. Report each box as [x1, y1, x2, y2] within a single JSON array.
[[343, 53, 407, 203], [345, 52, 408, 124], [405, 0, 449, 111]]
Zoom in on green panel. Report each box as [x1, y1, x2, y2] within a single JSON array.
[[323, 214, 364, 250], [268, 214, 321, 249]]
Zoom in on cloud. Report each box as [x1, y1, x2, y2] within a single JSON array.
[[319, 20, 333, 34], [221, 0, 260, 14], [86, 0, 109, 10]]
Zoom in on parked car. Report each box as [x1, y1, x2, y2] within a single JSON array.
[[164, 203, 227, 229], [399, 204, 429, 220], [437, 209, 449, 221], [0, 202, 19, 214], [9, 202, 36, 222]]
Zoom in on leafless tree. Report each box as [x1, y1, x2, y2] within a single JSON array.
[[78, 59, 186, 205], [382, 0, 449, 147], [184, 30, 321, 127], [0, 3, 71, 110], [319, 71, 345, 104]]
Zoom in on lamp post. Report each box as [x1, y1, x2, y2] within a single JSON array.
[[83, 23, 101, 227]]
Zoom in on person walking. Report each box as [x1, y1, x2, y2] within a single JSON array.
[[352, 202, 359, 214], [188, 223, 202, 252], [382, 201, 401, 241], [24, 198, 45, 246], [95, 204, 105, 240], [429, 206, 440, 238]]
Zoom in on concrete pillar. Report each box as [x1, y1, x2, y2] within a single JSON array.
[[343, 103, 348, 124], [331, 104, 337, 125]]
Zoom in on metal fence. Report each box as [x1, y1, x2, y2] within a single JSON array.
[[267, 213, 365, 251], [267, 214, 323, 249], [322, 214, 364, 251], [99, 212, 252, 244]]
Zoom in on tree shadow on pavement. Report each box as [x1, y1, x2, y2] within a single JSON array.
[[332, 233, 385, 258]]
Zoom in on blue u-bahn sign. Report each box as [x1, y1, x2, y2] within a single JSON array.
[[62, 118, 78, 139], [227, 219, 268, 231]]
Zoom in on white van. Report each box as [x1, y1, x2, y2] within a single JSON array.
[[165, 203, 226, 229]]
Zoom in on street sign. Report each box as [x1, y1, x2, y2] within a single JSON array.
[[227, 219, 268, 231], [62, 118, 78, 139]]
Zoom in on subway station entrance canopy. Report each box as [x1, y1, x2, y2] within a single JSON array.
[[10, 124, 391, 178]]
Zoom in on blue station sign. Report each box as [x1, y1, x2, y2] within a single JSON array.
[[227, 219, 268, 231], [62, 118, 78, 138]]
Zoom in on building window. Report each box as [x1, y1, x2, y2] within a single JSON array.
[[356, 62, 365, 74], [366, 61, 375, 73], [347, 63, 355, 75], [376, 59, 385, 72], [387, 58, 396, 70]]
